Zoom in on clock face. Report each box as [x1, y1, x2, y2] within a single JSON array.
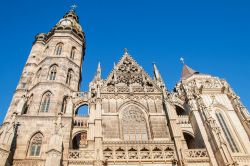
[[61, 19, 72, 26]]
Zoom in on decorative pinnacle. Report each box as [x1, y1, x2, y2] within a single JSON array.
[[180, 57, 185, 65], [70, 4, 77, 11], [124, 48, 129, 55]]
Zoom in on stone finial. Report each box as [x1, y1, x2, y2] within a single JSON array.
[[94, 62, 101, 81], [70, 4, 77, 11], [124, 48, 129, 55]]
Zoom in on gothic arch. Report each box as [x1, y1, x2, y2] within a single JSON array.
[[74, 97, 88, 110], [66, 68, 74, 85], [48, 64, 58, 80], [183, 131, 196, 149], [39, 91, 52, 113], [55, 42, 64, 55], [118, 100, 149, 114], [74, 103, 89, 116], [118, 103, 151, 141], [70, 47, 76, 59], [175, 105, 188, 116], [72, 130, 87, 138], [72, 130, 88, 149], [213, 108, 240, 153], [182, 130, 195, 138], [22, 94, 33, 115], [26, 131, 44, 157], [61, 95, 69, 114], [41, 90, 53, 97]]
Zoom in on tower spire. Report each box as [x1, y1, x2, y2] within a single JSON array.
[[180, 58, 199, 80]]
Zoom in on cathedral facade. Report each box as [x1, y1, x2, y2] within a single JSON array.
[[0, 9, 250, 166]]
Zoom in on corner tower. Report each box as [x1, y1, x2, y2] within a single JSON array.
[[0, 8, 85, 166]]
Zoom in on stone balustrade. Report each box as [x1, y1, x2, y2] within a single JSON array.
[[233, 155, 250, 164], [73, 92, 89, 99], [73, 116, 88, 128], [183, 149, 209, 162], [178, 115, 190, 124], [13, 159, 45, 166], [103, 141, 176, 162], [68, 150, 95, 160]]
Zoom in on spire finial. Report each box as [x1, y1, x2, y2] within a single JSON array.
[[124, 48, 129, 55], [180, 57, 185, 65], [70, 4, 77, 11], [94, 62, 101, 81]]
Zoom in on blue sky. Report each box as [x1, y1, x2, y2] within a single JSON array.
[[0, 0, 249, 122]]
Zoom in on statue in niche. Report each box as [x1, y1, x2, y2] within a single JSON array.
[[79, 131, 87, 147]]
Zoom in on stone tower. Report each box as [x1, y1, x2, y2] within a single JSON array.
[[0, 8, 85, 166], [1, 7, 250, 166]]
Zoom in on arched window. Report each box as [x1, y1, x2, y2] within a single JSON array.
[[215, 111, 239, 153], [23, 95, 33, 115], [70, 47, 76, 59], [75, 105, 89, 116], [28, 133, 43, 156], [66, 69, 74, 85], [121, 106, 148, 141], [40, 92, 51, 112], [55, 43, 63, 55], [61, 96, 68, 114], [72, 131, 87, 149], [183, 132, 196, 149], [176, 105, 188, 116], [49, 65, 57, 80]]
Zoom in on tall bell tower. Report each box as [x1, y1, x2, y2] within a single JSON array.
[[0, 7, 85, 166]]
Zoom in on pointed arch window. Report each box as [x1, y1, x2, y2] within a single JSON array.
[[61, 96, 68, 114], [70, 47, 76, 60], [23, 95, 33, 115], [215, 111, 239, 153], [49, 65, 57, 80], [66, 69, 74, 85], [121, 106, 148, 141], [40, 92, 51, 112], [72, 131, 88, 149], [55, 43, 63, 55], [28, 133, 43, 156]]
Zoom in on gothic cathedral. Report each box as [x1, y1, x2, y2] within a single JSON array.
[[0, 8, 250, 166]]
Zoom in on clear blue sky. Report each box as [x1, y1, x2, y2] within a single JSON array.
[[0, 0, 250, 122]]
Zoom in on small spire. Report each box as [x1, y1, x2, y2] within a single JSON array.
[[153, 63, 166, 89], [70, 4, 77, 12], [153, 63, 161, 81], [113, 62, 116, 69], [124, 48, 129, 55], [94, 62, 101, 81]]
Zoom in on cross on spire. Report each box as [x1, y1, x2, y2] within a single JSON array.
[[70, 4, 77, 11], [180, 57, 185, 65]]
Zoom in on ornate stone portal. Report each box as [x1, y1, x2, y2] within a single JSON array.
[[0, 8, 250, 166]]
